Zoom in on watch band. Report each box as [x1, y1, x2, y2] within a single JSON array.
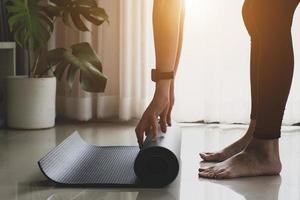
[[151, 69, 175, 82]]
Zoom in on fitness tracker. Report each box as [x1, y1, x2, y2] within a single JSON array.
[[151, 69, 175, 82]]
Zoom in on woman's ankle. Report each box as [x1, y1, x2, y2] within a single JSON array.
[[246, 137, 280, 159], [241, 119, 256, 140]]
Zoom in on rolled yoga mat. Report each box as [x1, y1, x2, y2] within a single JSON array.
[[38, 124, 181, 187]]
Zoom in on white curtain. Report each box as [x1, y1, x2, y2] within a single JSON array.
[[118, 0, 155, 120], [51, 0, 120, 121], [172, 0, 300, 125], [53, 0, 300, 125], [51, 0, 155, 121]]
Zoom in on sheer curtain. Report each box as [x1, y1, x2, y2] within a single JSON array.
[[51, 0, 155, 121], [119, 0, 300, 125], [118, 0, 155, 120], [50, 0, 120, 121], [172, 0, 300, 125], [173, 0, 252, 123], [52, 0, 300, 124]]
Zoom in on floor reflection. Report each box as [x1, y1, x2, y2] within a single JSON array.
[[16, 182, 179, 200], [204, 176, 282, 200], [136, 190, 177, 200]]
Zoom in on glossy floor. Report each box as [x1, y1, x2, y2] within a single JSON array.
[[0, 121, 300, 200]]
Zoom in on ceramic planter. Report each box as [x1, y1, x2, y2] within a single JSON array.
[[6, 76, 56, 129]]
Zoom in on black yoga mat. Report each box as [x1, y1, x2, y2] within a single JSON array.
[[38, 124, 181, 187]]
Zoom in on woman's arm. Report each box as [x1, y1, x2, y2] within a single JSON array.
[[168, 1, 185, 126], [135, 0, 185, 146]]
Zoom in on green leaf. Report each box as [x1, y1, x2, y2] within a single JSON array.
[[13, 25, 26, 48], [8, 12, 24, 32], [70, 10, 88, 31], [89, 7, 109, 23], [6, 5, 23, 13], [50, 0, 68, 7], [71, 42, 103, 72], [6, 0, 54, 51], [38, 13, 54, 32], [47, 42, 107, 93], [41, 5, 62, 19], [75, 0, 97, 7], [49, 0, 109, 31], [47, 48, 66, 65], [67, 65, 78, 88]]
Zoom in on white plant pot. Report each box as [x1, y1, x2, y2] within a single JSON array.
[[6, 76, 57, 129]]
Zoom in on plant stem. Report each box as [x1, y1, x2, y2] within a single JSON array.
[[32, 52, 40, 77], [27, 49, 31, 78], [27, 38, 35, 78], [24, 0, 31, 78]]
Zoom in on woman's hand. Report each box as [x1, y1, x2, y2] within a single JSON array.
[[135, 81, 174, 147], [167, 81, 175, 126]]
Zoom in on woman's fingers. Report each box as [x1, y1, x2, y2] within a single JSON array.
[[135, 117, 147, 146], [167, 107, 172, 126], [166, 99, 174, 126], [135, 114, 161, 146], [168, 87, 174, 126], [160, 109, 168, 133], [152, 116, 158, 141], [135, 96, 171, 145]]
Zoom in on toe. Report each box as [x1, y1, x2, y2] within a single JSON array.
[[202, 152, 214, 155], [215, 170, 232, 179], [198, 171, 211, 178], [199, 152, 212, 160], [198, 166, 214, 172], [200, 152, 224, 162], [198, 167, 206, 172], [199, 170, 219, 179], [199, 153, 208, 160], [207, 171, 217, 179]]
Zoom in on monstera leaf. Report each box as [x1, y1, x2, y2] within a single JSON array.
[[6, 0, 53, 50], [47, 42, 107, 93], [49, 0, 109, 31]]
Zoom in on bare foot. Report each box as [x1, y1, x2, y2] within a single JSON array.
[[199, 120, 256, 162], [198, 138, 282, 179]]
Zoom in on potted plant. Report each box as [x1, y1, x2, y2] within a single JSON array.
[[5, 0, 109, 129]]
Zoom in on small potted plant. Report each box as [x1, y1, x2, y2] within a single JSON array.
[[5, 0, 109, 129]]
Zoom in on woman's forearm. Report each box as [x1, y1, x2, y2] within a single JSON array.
[[153, 0, 183, 91], [174, 1, 185, 75], [153, 0, 185, 96]]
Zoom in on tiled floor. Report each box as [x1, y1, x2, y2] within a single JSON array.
[[0, 121, 300, 200]]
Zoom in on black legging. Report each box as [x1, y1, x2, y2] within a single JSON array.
[[242, 0, 299, 139]]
